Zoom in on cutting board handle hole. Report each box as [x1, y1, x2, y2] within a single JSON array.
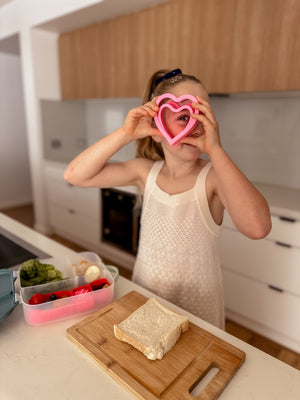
[[189, 363, 220, 398]]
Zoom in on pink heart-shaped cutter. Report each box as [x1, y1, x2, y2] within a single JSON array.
[[154, 93, 199, 145]]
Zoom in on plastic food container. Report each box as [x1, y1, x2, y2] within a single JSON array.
[[1, 252, 119, 326]]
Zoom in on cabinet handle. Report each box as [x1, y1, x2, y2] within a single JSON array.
[[68, 209, 75, 214], [268, 284, 284, 293], [275, 241, 292, 248], [279, 216, 296, 223]]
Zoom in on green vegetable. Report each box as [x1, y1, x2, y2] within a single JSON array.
[[20, 259, 63, 287]]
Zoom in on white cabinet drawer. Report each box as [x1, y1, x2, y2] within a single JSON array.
[[44, 162, 67, 181], [222, 268, 300, 343], [46, 179, 99, 219], [268, 214, 300, 248], [222, 211, 300, 248], [49, 204, 99, 245], [220, 229, 300, 296]]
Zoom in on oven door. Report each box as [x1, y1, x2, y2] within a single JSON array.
[[101, 189, 140, 254]]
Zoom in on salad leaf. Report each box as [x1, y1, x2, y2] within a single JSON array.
[[20, 259, 63, 287]]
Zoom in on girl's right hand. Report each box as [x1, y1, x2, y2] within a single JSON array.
[[123, 99, 161, 140]]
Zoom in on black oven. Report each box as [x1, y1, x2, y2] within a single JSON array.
[[101, 188, 141, 255]]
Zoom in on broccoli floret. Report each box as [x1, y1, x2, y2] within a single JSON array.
[[20, 259, 64, 287]]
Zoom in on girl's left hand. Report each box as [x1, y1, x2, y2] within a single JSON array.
[[180, 96, 222, 156]]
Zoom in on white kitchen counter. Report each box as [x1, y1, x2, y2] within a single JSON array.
[[0, 212, 299, 400]]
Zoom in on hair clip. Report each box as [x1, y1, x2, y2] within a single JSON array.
[[154, 68, 182, 87]]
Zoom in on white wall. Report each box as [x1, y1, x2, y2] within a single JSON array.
[[211, 94, 300, 189], [40, 97, 140, 164], [86, 98, 140, 161], [41, 99, 87, 163], [0, 52, 32, 208], [32, 30, 61, 100]]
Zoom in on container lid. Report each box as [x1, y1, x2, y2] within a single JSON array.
[[0, 269, 18, 322]]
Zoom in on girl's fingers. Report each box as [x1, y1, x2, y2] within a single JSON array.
[[141, 103, 159, 117], [143, 101, 158, 109], [192, 96, 217, 124], [145, 99, 159, 110], [193, 102, 215, 120], [193, 107, 216, 126], [130, 103, 157, 119], [191, 113, 214, 129], [195, 96, 211, 108], [130, 106, 147, 116]]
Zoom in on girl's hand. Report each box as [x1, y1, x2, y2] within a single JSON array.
[[123, 99, 161, 140], [180, 96, 222, 156]]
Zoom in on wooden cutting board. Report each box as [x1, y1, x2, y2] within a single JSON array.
[[67, 291, 245, 400]]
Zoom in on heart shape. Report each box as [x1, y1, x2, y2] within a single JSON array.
[[154, 93, 199, 145]]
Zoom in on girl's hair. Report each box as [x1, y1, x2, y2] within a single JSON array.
[[135, 69, 203, 160]]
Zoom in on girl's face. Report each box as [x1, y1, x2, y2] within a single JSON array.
[[159, 82, 208, 158], [162, 82, 208, 140], [162, 105, 192, 139]]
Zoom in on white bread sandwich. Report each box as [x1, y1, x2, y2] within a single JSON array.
[[113, 298, 189, 360]]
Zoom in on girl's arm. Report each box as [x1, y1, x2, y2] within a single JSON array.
[[64, 100, 160, 189], [181, 97, 272, 239], [209, 148, 272, 239]]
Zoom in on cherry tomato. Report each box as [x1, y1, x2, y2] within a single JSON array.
[[28, 293, 45, 305]]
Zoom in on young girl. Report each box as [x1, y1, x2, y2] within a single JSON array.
[[64, 69, 271, 329]]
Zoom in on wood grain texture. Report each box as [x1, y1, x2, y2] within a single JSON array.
[[59, 0, 300, 98], [67, 291, 245, 400]]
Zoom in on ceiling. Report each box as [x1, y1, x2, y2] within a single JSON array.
[[0, 34, 19, 54], [0, 0, 166, 55], [36, 0, 166, 33], [0, 0, 13, 6]]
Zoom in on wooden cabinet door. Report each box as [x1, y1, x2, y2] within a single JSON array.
[[59, 4, 178, 99], [59, 0, 300, 98], [225, 0, 300, 92]]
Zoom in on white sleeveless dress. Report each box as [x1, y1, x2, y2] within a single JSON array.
[[132, 160, 225, 329]]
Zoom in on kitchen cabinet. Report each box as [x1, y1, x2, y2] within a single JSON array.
[[59, 0, 300, 98], [220, 184, 300, 353], [44, 161, 100, 248], [44, 161, 136, 270]]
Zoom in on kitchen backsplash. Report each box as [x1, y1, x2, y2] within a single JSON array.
[[210, 93, 300, 189], [41, 93, 300, 189], [85, 98, 140, 162], [41, 100, 87, 163]]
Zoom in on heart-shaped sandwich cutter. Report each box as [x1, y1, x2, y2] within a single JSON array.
[[154, 93, 200, 145]]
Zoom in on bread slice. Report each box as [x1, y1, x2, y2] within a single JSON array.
[[113, 298, 189, 360]]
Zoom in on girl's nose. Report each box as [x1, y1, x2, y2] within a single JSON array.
[[189, 121, 204, 137], [188, 131, 201, 138], [187, 122, 200, 137]]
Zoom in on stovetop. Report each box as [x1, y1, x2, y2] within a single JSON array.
[[0, 227, 49, 270]]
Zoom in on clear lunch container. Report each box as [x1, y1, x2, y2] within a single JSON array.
[[15, 252, 118, 326]]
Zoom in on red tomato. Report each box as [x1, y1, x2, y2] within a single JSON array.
[[28, 293, 45, 305]]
